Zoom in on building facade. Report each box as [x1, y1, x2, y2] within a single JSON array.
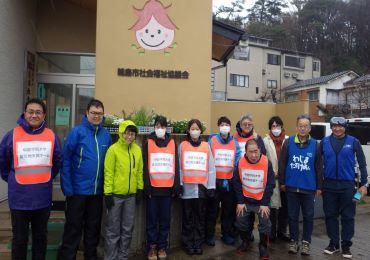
[[212, 35, 321, 102]]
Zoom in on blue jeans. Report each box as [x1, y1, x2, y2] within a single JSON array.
[[323, 188, 356, 248], [146, 196, 172, 250], [286, 191, 315, 242]]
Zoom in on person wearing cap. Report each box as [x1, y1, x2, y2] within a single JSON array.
[[279, 114, 322, 256], [143, 115, 180, 260], [205, 116, 241, 246], [320, 116, 368, 259]]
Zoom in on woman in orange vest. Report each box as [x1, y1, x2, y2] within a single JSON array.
[[233, 139, 275, 260], [179, 119, 216, 256], [143, 116, 180, 260]]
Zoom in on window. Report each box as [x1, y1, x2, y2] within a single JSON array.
[[267, 80, 277, 89], [313, 61, 320, 72], [308, 91, 319, 101], [256, 87, 259, 94], [230, 74, 249, 87], [37, 53, 96, 74], [267, 54, 281, 65], [211, 70, 215, 90], [286, 93, 298, 101], [285, 55, 305, 69]]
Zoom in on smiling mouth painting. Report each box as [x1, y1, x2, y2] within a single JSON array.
[[129, 0, 179, 56]]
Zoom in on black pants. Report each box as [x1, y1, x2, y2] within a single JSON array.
[[10, 207, 50, 260], [182, 198, 206, 249], [278, 191, 289, 234], [205, 187, 237, 238], [60, 195, 103, 260]]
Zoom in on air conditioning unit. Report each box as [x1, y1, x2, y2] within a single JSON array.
[[284, 72, 290, 77], [262, 69, 266, 75], [292, 73, 298, 78]]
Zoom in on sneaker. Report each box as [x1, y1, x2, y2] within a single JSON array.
[[288, 241, 299, 254], [237, 240, 250, 254], [323, 243, 340, 255], [193, 247, 203, 255], [157, 248, 167, 260], [342, 248, 352, 258], [206, 236, 215, 246], [221, 234, 236, 245], [301, 240, 310, 256], [147, 245, 158, 260]]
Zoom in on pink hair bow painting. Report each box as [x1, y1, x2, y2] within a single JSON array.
[[129, 0, 179, 56]]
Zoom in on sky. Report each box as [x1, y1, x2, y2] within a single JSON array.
[[212, 0, 296, 14]]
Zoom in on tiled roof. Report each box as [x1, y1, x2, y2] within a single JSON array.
[[285, 71, 352, 91], [353, 74, 370, 84]]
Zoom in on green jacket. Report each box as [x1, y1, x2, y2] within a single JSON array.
[[104, 120, 143, 195]]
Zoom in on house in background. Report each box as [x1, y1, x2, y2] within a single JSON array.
[[283, 71, 358, 121], [211, 32, 321, 102], [341, 74, 370, 117]]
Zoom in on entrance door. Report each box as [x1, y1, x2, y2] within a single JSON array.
[[37, 74, 95, 144]]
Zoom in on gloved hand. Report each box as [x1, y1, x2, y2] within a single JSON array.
[[206, 189, 216, 198], [136, 189, 143, 204], [105, 195, 114, 210], [172, 186, 183, 197]]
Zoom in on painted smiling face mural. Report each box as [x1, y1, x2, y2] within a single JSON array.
[[129, 0, 178, 56]]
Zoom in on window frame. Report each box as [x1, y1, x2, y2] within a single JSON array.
[[267, 53, 281, 65], [284, 55, 305, 69], [267, 79, 278, 89], [230, 74, 249, 88]]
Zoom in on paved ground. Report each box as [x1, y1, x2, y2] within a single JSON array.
[[1, 198, 370, 259]]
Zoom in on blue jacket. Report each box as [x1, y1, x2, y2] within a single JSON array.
[[60, 116, 112, 196], [285, 136, 317, 191], [0, 115, 62, 210]]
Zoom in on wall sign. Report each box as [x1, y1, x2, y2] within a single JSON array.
[[55, 106, 70, 126], [117, 68, 189, 79], [129, 0, 178, 56]]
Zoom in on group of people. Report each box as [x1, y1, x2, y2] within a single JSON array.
[[0, 98, 368, 260]]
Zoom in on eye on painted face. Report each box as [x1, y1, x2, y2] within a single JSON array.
[[136, 16, 174, 50]]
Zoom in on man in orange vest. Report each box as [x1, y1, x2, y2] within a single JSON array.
[[0, 98, 62, 259], [233, 139, 275, 260], [205, 116, 241, 246]]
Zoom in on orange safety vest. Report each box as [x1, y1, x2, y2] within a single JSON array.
[[238, 154, 268, 200], [233, 132, 255, 155], [13, 125, 55, 185], [211, 136, 236, 179], [148, 139, 175, 187], [181, 141, 209, 184]]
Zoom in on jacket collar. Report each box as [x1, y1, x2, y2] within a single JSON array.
[[16, 114, 46, 134]]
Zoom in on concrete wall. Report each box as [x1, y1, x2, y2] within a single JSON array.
[[275, 100, 310, 135], [36, 0, 96, 53], [95, 0, 213, 130], [0, 0, 37, 200]]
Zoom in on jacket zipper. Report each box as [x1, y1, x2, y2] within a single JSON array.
[[94, 126, 100, 194], [78, 147, 83, 168], [128, 145, 132, 195]]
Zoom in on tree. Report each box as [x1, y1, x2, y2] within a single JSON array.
[[248, 0, 287, 25], [214, 0, 247, 27]]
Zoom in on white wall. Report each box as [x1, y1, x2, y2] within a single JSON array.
[[0, 0, 36, 200]]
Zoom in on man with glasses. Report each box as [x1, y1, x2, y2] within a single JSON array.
[[60, 99, 112, 260], [0, 98, 62, 259], [320, 116, 368, 258], [279, 114, 322, 256]]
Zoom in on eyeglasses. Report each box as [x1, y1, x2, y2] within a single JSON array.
[[89, 111, 104, 117], [297, 125, 310, 129], [26, 110, 44, 116], [330, 117, 346, 125], [241, 122, 254, 127]]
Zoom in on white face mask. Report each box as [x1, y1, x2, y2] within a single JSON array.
[[271, 128, 282, 137], [155, 128, 166, 138], [219, 126, 230, 135], [190, 130, 201, 139]]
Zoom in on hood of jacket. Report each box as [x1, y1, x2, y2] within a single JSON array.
[[118, 120, 138, 145], [17, 114, 47, 134]]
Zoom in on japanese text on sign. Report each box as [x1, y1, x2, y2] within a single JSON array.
[[289, 154, 311, 172], [214, 149, 234, 167], [183, 151, 207, 171], [241, 169, 264, 189], [17, 141, 52, 167], [117, 68, 189, 79], [150, 153, 174, 173]]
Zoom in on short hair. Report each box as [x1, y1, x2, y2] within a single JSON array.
[[296, 114, 311, 124], [25, 98, 46, 113], [245, 139, 261, 151], [217, 116, 231, 126], [86, 99, 104, 112], [125, 125, 138, 134], [240, 114, 253, 123], [154, 115, 168, 127], [187, 119, 203, 133], [268, 116, 284, 130]]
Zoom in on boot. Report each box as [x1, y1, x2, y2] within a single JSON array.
[[259, 233, 269, 260], [237, 231, 250, 254]]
